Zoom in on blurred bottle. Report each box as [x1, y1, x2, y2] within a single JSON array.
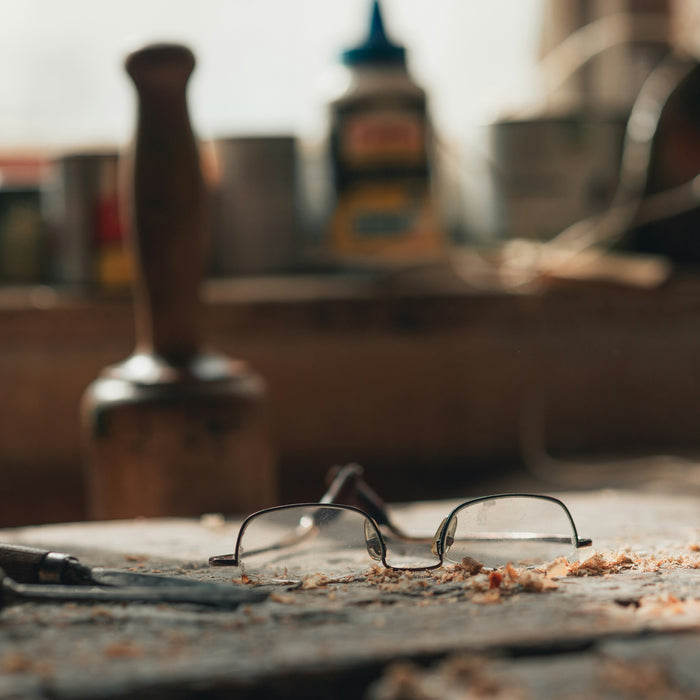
[[324, 0, 444, 265], [0, 158, 45, 285]]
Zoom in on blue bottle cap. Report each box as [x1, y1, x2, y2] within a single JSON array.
[[342, 1, 406, 66]]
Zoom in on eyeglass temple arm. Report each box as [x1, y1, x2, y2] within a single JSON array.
[[320, 464, 408, 537]]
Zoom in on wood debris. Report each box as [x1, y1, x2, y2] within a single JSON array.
[[472, 589, 502, 605], [599, 658, 691, 699], [2, 652, 33, 673], [569, 552, 638, 576], [103, 641, 144, 659], [488, 571, 503, 590], [504, 564, 558, 592], [123, 554, 149, 563], [459, 557, 484, 576], [300, 573, 335, 589], [367, 654, 527, 699]]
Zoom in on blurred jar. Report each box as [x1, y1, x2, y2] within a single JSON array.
[[322, 0, 445, 266]]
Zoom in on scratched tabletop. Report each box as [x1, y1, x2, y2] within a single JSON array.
[[0, 482, 699, 699]]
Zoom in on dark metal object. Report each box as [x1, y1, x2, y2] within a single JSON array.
[[0, 566, 267, 610], [0, 543, 221, 588]]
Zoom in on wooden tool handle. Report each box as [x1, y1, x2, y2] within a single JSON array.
[[0, 543, 86, 584], [0, 544, 50, 583], [123, 44, 206, 364]]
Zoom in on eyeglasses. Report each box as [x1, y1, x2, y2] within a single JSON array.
[[209, 464, 592, 583]]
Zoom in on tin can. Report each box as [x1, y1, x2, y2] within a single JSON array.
[[210, 136, 298, 276], [42, 151, 131, 291]]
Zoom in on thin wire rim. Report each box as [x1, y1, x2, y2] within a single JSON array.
[[210, 494, 591, 573]]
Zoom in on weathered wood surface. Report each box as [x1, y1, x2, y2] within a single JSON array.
[[0, 489, 698, 699]]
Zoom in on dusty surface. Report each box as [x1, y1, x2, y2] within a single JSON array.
[[0, 489, 698, 699]]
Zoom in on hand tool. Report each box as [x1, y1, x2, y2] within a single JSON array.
[[0, 543, 214, 587], [0, 567, 266, 610], [80, 43, 276, 519]]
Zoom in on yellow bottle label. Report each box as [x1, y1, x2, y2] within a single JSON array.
[[329, 108, 444, 262], [330, 182, 443, 260]]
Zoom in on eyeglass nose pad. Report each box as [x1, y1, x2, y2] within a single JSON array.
[[364, 519, 384, 561], [432, 516, 457, 557]]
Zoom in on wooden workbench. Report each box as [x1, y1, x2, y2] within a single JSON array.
[[0, 485, 698, 699]]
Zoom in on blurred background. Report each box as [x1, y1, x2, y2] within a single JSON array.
[[0, 0, 541, 148], [2, 0, 700, 526]]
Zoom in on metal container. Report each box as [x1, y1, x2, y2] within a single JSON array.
[[210, 136, 298, 276], [42, 151, 129, 290], [488, 116, 627, 241]]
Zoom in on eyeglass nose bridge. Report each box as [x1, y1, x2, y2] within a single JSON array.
[[365, 517, 446, 570], [431, 516, 457, 559], [364, 518, 385, 561]]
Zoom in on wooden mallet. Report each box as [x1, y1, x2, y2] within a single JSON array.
[[81, 44, 277, 519]]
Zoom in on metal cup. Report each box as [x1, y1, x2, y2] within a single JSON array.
[[210, 136, 298, 276]]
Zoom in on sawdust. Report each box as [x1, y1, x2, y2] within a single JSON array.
[[460, 557, 484, 576], [231, 548, 699, 608], [1, 652, 53, 678], [566, 550, 700, 576], [367, 654, 528, 700], [471, 589, 502, 605], [103, 641, 144, 659], [633, 593, 700, 619], [569, 552, 638, 576], [2, 652, 33, 673], [598, 657, 695, 699], [123, 554, 149, 563], [488, 571, 504, 590]]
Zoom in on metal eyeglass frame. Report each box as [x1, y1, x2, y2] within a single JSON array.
[[209, 464, 592, 571]]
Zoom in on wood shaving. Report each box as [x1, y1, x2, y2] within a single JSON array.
[[300, 573, 334, 589], [565, 551, 700, 576], [569, 552, 638, 576], [368, 655, 526, 700], [123, 554, 148, 563], [472, 589, 503, 605], [635, 593, 700, 619], [545, 557, 571, 579], [505, 566, 558, 592], [1, 653, 53, 679], [599, 658, 691, 699], [2, 652, 33, 673], [269, 592, 298, 605], [459, 557, 484, 576], [488, 571, 503, 590], [103, 641, 143, 659]]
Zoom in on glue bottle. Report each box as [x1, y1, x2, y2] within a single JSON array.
[[326, 0, 443, 264]]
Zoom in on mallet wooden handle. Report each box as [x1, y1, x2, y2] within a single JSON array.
[[124, 44, 206, 364]]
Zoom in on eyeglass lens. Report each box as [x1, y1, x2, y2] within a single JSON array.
[[441, 496, 578, 568], [236, 506, 383, 582]]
